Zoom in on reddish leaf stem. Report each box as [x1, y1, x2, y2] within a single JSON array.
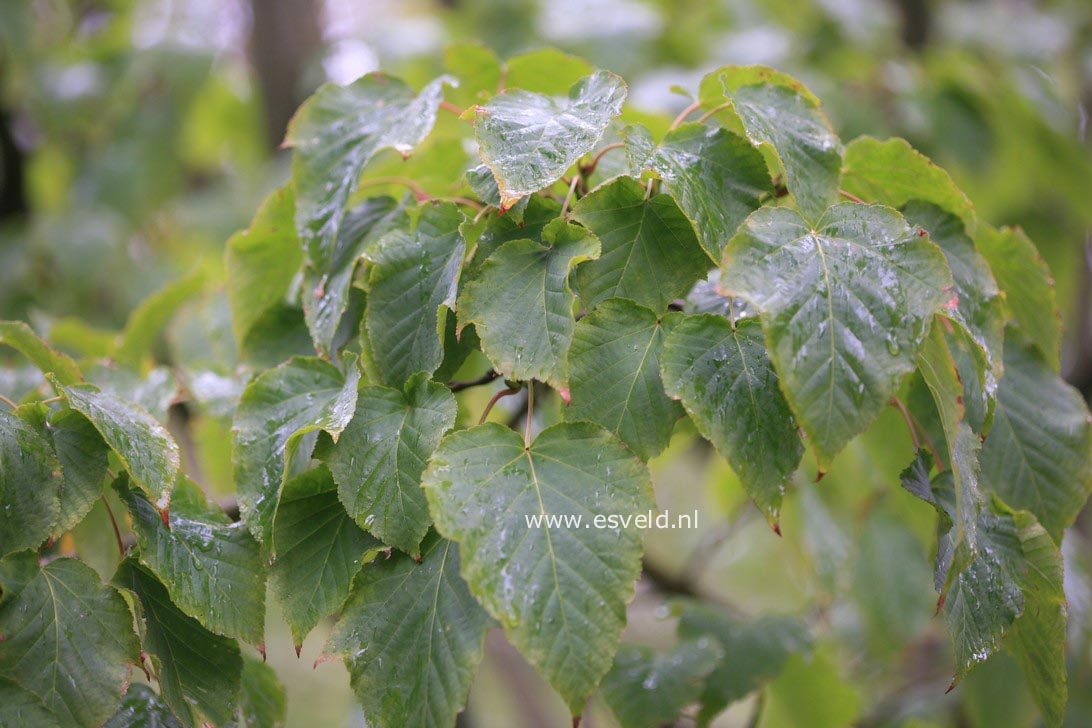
[[669, 100, 702, 130], [479, 387, 520, 425]]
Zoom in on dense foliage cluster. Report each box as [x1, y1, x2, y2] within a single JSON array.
[[1, 44, 1089, 728]]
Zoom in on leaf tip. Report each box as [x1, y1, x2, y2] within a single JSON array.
[[558, 387, 572, 405], [294, 644, 302, 658], [258, 643, 267, 662], [814, 469, 827, 483]]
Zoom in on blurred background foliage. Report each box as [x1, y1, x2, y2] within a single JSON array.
[[1, 0, 1091, 726]]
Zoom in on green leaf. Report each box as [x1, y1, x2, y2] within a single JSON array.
[[286, 73, 450, 274], [503, 48, 594, 95], [104, 684, 183, 728], [661, 315, 803, 522], [0, 320, 82, 385], [114, 558, 243, 727], [322, 532, 491, 728], [1004, 509, 1067, 728], [270, 465, 379, 646], [324, 375, 456, 555], [599, 640, 723, 728], [443, 43, 502, 107], [841, 136, 976, 232], [305, 196, 408, 355], [0, 410, 60, 557], [683, 273, 752, 320], [423, 422, 655, 713], [474, 71, 626, 209], [237, 656, 286, 728], [648, 123, 772, 259], [757, 650, 861, 728], [0, 677, 56, 727], [466, 163, 530, 221], [0, 552, 140, 727], [118, 476, 266, 646], [566, 298, 682, 460], [713, 66, 842, 221], [232, 356, 360, 542], [462, 195, 561, 281], [224, 186, 303, 354], [363, 202, 465, 388], [902, 201, 1004, 396], [675, 602, 811, 723], [570, 176, 710, 312], [52, 379, 180, 512], [976, 225, 1062, 370], [979, 337, 1092, 542], [115, 267, 206, 366], [719, 203, 952, 465], [48, 408, 110, 533], [458, 219, 599, 388]]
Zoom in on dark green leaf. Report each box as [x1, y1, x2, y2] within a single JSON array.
[[115, 558, 243, 727], [118, 476, 266, 646], [566, 298, 682, 460], [423, 422, 655, 712], [237, 656, 286, 728], [270, 466, 380, 646], [474, 71, 626, 209], [0, 552, 140, 727], [458, 219, 599, 388], [570, 176, 709, 312], [286, 73, 450, 273], [324, 374, 456, 555], [0, 677, 57, 727], [103, 684, 183, 728], [599, 640, 723, 728], [719, 203, 952, 465], [661, 315, 803, 521], [52, 379, 180, 512], [49, 408, 110, 533], [232, 356, 360, 542], [461, 195, 561, 281], [363, 202, 465, 388], [0, 410, 60, 557], [322, 532, 491, 728]]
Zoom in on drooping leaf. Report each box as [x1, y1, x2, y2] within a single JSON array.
[[570, 176, 709, 312], [979, 337, 1092, 542], [648, 123, 772, 258], [902, 201, 1004, 395], [566, 298, 682, 460], [709, 66, 842, 221], [0, 320, 82, 385], [675, 602, 811, 723], [322, 532, 492, 728], [661, 315, 803, 521], [422, 422, 655, 713], [270, 465, 380, 646], [103, 684, 183, 728], [224, 186, 303, 355], [458, 219, 599, 388], [719, 203, 952, 465], [599, 639, 723, 728], [0, 410, 60, 557], [51, 378, 180, 512], [232, 356, 360, 542], [118, 476, 266, 646], [474, 71, 626, 208], [841, 136, 976, 231], [48, 407, 110, 533], [466, 163, 530, 221], [976, 225, 1062, 370], [286, 73, 450, 273], [114, 558, 243, 727], [237, 656, 287, 728], [324, 374, 456, 555], [305, 195, 408, 355], [363, 202, 465, 388], [115, 267, 207, 366], [0, 552, 140, 727]]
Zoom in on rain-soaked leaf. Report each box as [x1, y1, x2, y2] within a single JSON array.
[[599, 640, 723, 728]]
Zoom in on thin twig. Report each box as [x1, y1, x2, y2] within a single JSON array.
[[436, 196, 484, 211], [839, 189, 866, 204], [524, 383, 535, 448], [0, 394, 16, 409], [449, 370, 499, 392], [561, 174, 581, 215], [357, 176, 430, 201], [439, 100, 466, 116], [669, 100, 702, 130], [889, 396, 944, 470], [695, 101, 733, 125], [479, 387, 520, 425], [101, 496, 125, 558], [582, 142, 625, 176]]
